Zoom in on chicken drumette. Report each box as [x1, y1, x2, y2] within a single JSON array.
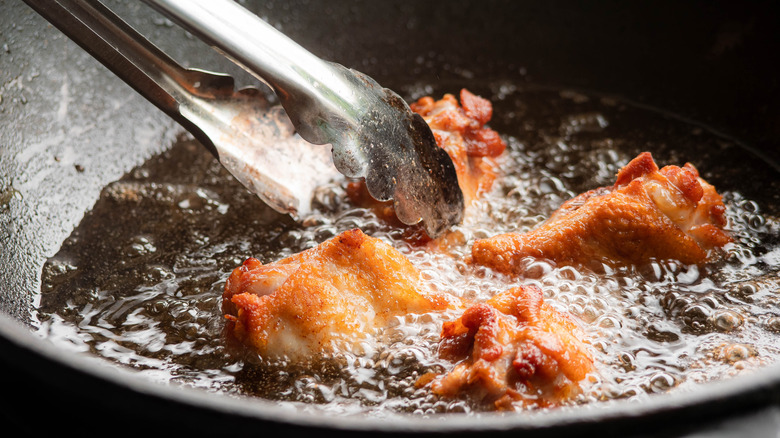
[[222, 229, 455, 362], [472, 152, 730, 274]]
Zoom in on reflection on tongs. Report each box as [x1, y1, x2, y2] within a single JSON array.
[[23, 0, 464, 237]]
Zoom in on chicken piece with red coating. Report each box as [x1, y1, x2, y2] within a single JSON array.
[[419, 285, 594, 410], [410, 88, 506, 204], [471, 152, 730, 274], [222, 229, 456, 362]]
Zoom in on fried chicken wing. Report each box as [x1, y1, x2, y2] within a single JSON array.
[[472, 152, 730, 274], [346, 89, 506, 243], [410, 88, 506, 204], [222, 229, 455, 361], [420, 285, 594, 409]]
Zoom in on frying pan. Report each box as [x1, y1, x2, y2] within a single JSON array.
[[2, 0, 779, 435]]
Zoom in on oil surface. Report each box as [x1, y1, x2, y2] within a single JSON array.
[[37, 85, 780, 416]]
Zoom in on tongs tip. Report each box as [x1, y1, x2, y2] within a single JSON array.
[[327, 75, 465, 238]]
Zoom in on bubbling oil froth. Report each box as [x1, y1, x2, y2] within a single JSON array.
[[36, 87, 780, 415]]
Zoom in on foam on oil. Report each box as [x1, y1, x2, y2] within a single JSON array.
[[37, 85, 780, 416]]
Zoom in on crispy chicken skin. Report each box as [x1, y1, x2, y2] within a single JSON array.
[[472, 152, 730, 274], [420, 285, 594, 409], [222, 229, 454, 361], [410, 88, 506, 204], [346, 89, 506, 240]]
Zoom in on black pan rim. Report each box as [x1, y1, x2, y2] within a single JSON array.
[[3, 309, 779, 435]]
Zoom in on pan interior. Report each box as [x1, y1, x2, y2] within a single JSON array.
[[36, 81, 780, 416]]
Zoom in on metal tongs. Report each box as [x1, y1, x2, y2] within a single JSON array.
[[23, 0, 464, 237]]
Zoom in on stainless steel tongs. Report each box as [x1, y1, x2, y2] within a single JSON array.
[[23, 0, 464, 237]]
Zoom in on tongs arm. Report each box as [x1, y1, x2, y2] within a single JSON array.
[[23, 0, 344, 217], [22, 0, 229, 158], [25, 0, 465, 237], [143, 0, 464, 237], [143, 0, 359, 147]]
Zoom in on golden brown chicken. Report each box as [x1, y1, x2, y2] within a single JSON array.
[[418, 285, 594, 410], [471, 152, 730, 274], [346, 89, 506, 244], [222, 229, 455, 362]]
